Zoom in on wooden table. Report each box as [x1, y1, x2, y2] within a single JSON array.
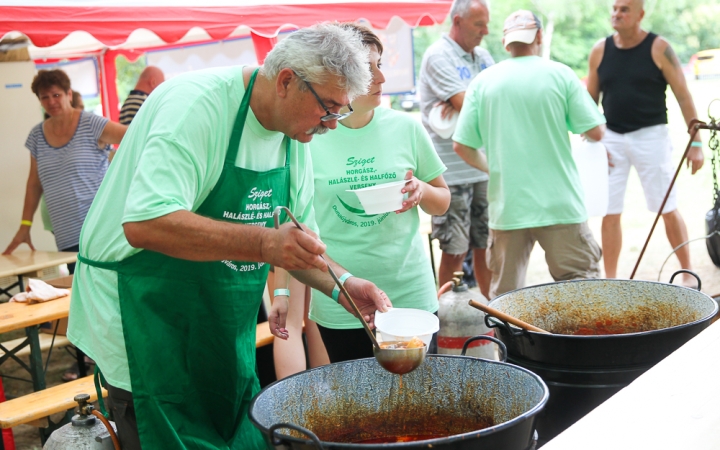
[[542, 319, 720, 450], [0, 294, 71, 392], [0, 250, 77, 300]]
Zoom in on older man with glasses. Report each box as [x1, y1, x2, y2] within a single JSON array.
[[298, 73, 355, 122], [67, 23, 392, 450]]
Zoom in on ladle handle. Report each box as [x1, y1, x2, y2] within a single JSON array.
[[468, 300, 551, 334], [273, 206, 381, 349]]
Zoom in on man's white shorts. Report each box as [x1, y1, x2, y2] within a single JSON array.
[[602, 124, 677, 215]]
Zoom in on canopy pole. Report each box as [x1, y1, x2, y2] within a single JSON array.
[[250, 32, 277, 64], [100, 50, 121, 122]]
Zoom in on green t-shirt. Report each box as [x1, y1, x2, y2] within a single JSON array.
[[67, 66, 317, 391], [307, 107, 446, 329], [453, 56, 606, 230]]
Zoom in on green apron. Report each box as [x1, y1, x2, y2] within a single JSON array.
[[79, 68, 289, 449]]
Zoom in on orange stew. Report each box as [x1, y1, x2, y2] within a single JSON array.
[[355, 435, 446, 443], [572, 319, 638, 335], [379, 336, 425, 349]]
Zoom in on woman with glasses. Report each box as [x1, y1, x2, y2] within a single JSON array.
[[271, 23, 450, 367]]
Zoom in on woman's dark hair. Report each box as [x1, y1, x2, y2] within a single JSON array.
[[31, 69, 71, 97], [339, 22, 384, 55]]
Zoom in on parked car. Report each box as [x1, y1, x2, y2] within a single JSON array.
[[399, 92, 420, 112], [694, 49, 720, 79]]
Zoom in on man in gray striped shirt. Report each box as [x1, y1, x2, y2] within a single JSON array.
[[418, 0, 494, 297], [119, 66, 165, 125]]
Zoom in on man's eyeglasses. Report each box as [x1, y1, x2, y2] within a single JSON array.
[[299, 76, 353, 122]]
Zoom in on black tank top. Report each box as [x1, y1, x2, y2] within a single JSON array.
[[597, 32, 667, 134]]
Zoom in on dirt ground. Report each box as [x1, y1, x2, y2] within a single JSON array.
[[423, 77, 720, 297], [520, 77, 720, 296], [3, 79, 719, 450]]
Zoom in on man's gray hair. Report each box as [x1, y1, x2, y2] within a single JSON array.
[[262, 23, 371, 100], [449, 0, 489, 20]]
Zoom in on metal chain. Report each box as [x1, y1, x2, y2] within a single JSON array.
[[710, 112, 719, 207], [708, 103, 720, 232]]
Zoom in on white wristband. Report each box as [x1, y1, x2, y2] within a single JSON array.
[[273, 288, 290, 297]]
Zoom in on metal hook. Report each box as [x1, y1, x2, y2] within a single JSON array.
[[707, 98, 720, 124]]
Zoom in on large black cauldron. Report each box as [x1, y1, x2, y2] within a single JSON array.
[[485, 272, 718, 444], [249, 341, 548, 449]]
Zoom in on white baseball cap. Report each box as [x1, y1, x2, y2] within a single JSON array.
[[503, 10, 542, 48]]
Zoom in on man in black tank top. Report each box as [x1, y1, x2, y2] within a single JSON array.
[[586, 0, 704, 287]]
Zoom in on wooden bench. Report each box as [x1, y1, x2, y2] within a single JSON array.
[[0, 321, 275, 431], [255, 321, 274, 348], [0, 333, 71, 358], [3, 321, 267, 361], [0, 375, 106, 429]]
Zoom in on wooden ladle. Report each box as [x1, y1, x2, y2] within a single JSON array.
[[469, 299, 551, 334]]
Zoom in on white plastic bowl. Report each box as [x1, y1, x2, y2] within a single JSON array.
[[428, 104, 458, 139], [375, 308, 439, 347], [347, 180, 409, 215]]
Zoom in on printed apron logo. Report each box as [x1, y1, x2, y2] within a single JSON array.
[[221, 187, 276, 272], [222, 187, 274, 225], [248, 187, 273, 201]]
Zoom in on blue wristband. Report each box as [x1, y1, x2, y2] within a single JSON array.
[[690, 141, 703, 148], [273, 288, 290, 297], [331, 272, 354, 302]]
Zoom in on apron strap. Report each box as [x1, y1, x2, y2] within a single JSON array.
[[94, 365, 109, 418], [283, 136, 291, 167], [226, 68, 260, 165], [77, 254, 121, 271]]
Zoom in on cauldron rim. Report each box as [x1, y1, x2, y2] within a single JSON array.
[[487, 278, 719, 338], [248, 354, 549, 448]]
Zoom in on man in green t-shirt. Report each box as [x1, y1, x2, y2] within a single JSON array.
[[67, 24, 391, 450], [452, 10, 607, 299]]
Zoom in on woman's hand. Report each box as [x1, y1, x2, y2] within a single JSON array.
[[3, 227, 35, 255], [397, 170, 422, 214], [337, 277, 392, 329], [268, 294, 290, 340]]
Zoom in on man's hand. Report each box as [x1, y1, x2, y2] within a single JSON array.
[[687, 145, 704, 175], [268, 295, 289, 340], [337, 277, 392, 329], [3, 227, 35, 255], [262, 222, 327, 272], [437, 101, 458, 120], [453, 142, 488, 173]]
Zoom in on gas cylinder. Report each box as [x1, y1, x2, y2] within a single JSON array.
[[43, 394, 118, 450], [437, 271, 496, 359]]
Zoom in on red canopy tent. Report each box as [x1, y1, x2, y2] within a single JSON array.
[[1, 1, 451, 120]]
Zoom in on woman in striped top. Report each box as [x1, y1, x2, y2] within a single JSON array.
[[2, 69, 127, 272]]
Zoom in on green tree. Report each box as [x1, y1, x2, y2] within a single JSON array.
[[408, 0, 720, 90], [645, 0, 720, 62], [115, 55, 147, 105], [413, 23, 450, 80]]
